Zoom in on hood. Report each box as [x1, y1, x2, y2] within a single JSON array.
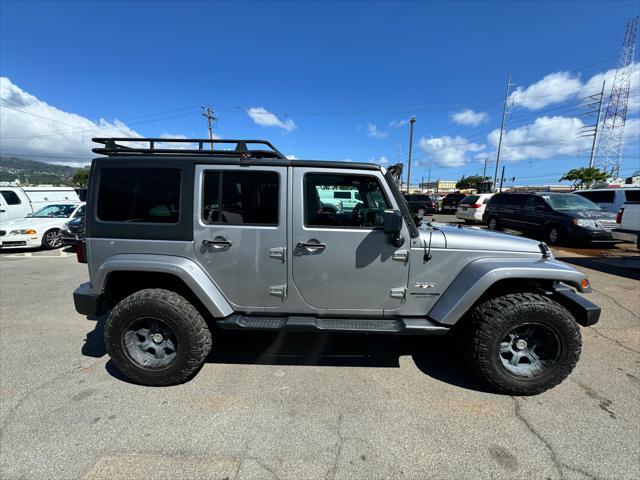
[[560, 209, 616, 220], [435, 224, 542, 253], [1, 216, 69, 232]]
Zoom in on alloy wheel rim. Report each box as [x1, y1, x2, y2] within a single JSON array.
[[549, 228, 558, 243], [45, 230, 63, 248], [123, 317, 178, 369], [489, 218, 497, 230], [499, 322, 561, 378]]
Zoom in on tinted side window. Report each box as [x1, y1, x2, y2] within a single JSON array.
[[1, 190, 21, 205], [97, 168, 180, 223], [202, 171, 279, 225], [577, 191, 615, 203], [624, 190, 640, 202], [504, 194, 527, 208], [488, 195, 505, 206], [524, 196, 546, 210]]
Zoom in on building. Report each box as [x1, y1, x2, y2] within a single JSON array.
[[419, 180, 457, 192]]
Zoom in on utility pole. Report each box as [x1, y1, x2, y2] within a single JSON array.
[[397, 144, 402, 165], [499, 165, 506, 192], [421, 176, 424, 193], [588, 81, 606, 168], [406, 117, 416, 193], [493, 73, 512, 191], [201, 106, 217, 150], [482, 157, 488, 178]]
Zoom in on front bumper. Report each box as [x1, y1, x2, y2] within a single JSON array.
[[552, 284, 601, 326], [567, 227, 613, 242], [73, 283, 106, 317], [0, 234, 42, 249], [455, 209, 483, 221]]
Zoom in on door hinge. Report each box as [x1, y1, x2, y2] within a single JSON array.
[[393, 250, 409, 263], [269, 247, 286, 261], [269, 284, 287, 298], [390, 287, 406, 299]]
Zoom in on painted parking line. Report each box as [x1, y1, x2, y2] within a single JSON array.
[[1, 249, 74, 258]]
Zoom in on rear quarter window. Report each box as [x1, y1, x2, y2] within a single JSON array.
[[576, 191, 615, 203], [624, 190, 640, 202], [97, 168, 181, 223]]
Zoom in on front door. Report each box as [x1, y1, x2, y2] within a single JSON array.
[[193, 165, 287, 310], [291, 167, 410, 314]]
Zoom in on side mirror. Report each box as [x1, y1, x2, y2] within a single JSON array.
[[383, 209, 405, 247]]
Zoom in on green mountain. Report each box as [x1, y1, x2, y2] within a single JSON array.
[[0, 157, 86, 186]]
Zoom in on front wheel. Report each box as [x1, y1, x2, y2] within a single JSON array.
[[463, 292, 581, 395], [42, 229, 63, 249], [105, 289, 212, 386]]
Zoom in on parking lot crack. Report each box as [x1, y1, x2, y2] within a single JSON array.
[[588, 327, 640, 355], [324, 413, 345, 480], [510, 397, 599, 480], [591, 288, 640, 322]]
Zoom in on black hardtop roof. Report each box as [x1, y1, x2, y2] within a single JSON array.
[[92, 137, 381, 171]]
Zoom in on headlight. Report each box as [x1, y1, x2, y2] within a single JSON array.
[[9, 229, 37, 235], [572, 219, 598, 228]]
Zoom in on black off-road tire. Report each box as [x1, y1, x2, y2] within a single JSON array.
[[463, 292, 581, 395], [105, 289, 212, 386]]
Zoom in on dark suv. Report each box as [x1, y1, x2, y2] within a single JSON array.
[[484, 192, 617, 245], [441, 192, 466, 212], [402, 194, 438, 216]]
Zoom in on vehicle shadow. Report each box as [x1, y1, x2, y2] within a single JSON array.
[[555, 254, 640, 281], [82, 318, 490, 392]]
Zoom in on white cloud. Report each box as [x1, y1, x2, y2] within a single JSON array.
[[286, 154, 298, 160], [509, 63, 640, 112], [246, 107, 296, 131], [369, 156, 389, 165], [488, 116, 590, 162], [367, 123, 388, 139], [389, 118, 409, 128], [0, 77, 143, 162], [418, 136, 485, 167], [451, 109, 489, 126]]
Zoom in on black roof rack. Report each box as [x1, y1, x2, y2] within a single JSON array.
[[92, 138, 287, 159]]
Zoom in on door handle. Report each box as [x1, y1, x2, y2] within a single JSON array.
[[202, 238, 232, 249], [297, 241, 327, 253]]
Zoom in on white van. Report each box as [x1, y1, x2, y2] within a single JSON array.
[[0, 186, 81, 224], [573, 188, 640, 213]]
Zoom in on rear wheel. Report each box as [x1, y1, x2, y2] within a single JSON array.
[[105, 289, 212, 386], [487, 216, 500, 231], [463, 292, 581, 395]]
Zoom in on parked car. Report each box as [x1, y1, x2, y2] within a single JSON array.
[[317, 188, 362, 213], [74, 137, 601, 395], [613, 201, 640, 246], [455, 193, 494, 223], [0, 202, 85, 250], [573, 188, 640, 213], [0, 186, 80, 224], [441, 192, 466, 212], [484, 192, 616, 245], [61, 207, 86, 246], [403, 194, 438, 216]]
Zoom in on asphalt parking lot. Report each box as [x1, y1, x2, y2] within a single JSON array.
[[1, 220, 638, 480]]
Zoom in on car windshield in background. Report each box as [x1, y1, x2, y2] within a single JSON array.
[[30, 204, 77, 218], [542, 194, 601, 211]]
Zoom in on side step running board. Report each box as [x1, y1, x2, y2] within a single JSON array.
[[217, 315, 449, 335]]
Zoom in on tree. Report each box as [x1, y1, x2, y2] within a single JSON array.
[[456, 175, 490, 190], [559, 167, 607, 190], [71, 168, 90, 187]]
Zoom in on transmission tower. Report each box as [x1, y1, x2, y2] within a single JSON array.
[[595, 16, 638, 178]]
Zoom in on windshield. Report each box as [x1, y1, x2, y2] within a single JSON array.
[[541, 194, 601, 211], [30, 204, 78, 218]]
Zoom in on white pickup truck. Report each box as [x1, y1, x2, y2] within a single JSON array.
[[613, 202, 640, 246]]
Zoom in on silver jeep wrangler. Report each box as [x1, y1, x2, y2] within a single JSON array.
[[73, 138, 600, 394]]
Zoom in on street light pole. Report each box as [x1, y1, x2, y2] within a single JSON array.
[[406, 117, 416, 193]]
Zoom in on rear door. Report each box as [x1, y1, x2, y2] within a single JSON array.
[[192, 165, 288, 310], [291, 167, 410, 313]]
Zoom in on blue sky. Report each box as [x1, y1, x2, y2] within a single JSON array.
[[1, 0, 638, 186]]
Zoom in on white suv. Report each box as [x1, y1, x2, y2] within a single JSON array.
[[455, 193, 494, 223]]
